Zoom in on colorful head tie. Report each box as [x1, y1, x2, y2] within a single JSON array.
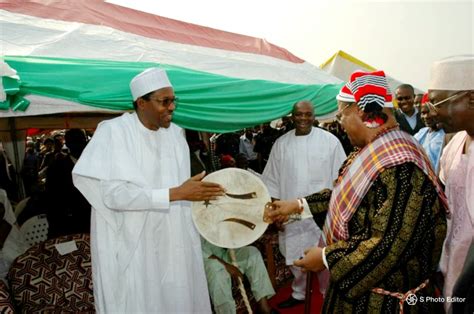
[[336, 83, 355, 103], [349, 70, 392, 113]]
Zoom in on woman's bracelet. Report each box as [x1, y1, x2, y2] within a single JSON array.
[[288, 213, 301, 221], [287, 198, 304, 222]]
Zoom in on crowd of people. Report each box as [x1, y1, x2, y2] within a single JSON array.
[[0, 55, 472, 313], [7, 129, 92, 238]]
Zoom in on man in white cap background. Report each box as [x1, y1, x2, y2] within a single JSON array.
[[265, 70, 448, 313], [262, 100, 346, 309], [428, 55, 474, 313], [72, 68, 225, 313]]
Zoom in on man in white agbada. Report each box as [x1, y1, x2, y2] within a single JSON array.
[[262, 101, 346, 308], [72, 68, 225, 313], [428, 55, 474, 313]]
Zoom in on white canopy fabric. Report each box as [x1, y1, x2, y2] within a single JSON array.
[[0, 0, 342, 197], [321, 50, 424, 95]]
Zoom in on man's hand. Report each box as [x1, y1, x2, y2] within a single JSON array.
[[209, 255, 243, 280], [263, 200, 299, 224], [293, 246, 325, 272], [170, 171, 225, 201]]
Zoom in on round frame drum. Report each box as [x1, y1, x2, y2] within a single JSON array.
[[192, 168, 270, 249]]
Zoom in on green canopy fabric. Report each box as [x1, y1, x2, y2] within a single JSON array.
[[2, 56, 342, 132]]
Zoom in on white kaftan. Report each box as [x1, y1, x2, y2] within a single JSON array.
[[439, 131, 474, 313], [262, 127, 346, 299], [72, 112, 211, 313]]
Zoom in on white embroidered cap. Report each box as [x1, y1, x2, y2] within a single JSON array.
[[429, 55, 474, 91], [130, 68, 172, 101]]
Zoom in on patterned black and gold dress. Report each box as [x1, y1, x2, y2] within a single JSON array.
[[308, 163, 447, 314]]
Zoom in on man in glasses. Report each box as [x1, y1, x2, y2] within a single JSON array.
[[429, 55, 474, 313], [72, 68, 225, 313], [394, 84, 425, 135]]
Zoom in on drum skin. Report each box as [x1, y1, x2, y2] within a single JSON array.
[[192, 168, 270, 249]]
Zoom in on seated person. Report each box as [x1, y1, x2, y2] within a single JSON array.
[[0, 189, 28, 283], [201, 237, 278, 314]]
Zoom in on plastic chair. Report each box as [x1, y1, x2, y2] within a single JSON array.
[[19, 214, 49, 247]]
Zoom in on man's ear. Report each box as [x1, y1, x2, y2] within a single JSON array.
[[136, 97, 146, 110]]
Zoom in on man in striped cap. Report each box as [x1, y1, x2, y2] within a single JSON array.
[[265, 70, 448, 313]]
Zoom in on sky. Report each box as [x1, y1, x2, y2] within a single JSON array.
[[108, 0, 473, 91]]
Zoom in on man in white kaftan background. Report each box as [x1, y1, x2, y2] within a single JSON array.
[[72, 68, 224, 313], [262, 101, 346, 309]]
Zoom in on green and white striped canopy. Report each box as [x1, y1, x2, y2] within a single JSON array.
[[0, 1, 342, 132]]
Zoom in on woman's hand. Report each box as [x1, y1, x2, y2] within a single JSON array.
[[293, 246, 326, 272], [263, 199, 300, 223]]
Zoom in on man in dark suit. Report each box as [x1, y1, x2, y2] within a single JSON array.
[[394, 84, 425, 135]]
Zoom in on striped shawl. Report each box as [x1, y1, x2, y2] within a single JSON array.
[[322, 129, 448, 245]]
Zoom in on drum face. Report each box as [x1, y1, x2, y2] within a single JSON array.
[[192, 168, 270, 249]]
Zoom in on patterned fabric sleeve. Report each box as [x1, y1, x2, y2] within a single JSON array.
[[305, 188, 332, 229], [324, 163, 444, 300]]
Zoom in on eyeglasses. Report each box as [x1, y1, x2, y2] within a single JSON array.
[[335, 103, 353, 123], [425, 91, 468, 113], [396, 96, 413, 102], [151, 97, 178, 107]]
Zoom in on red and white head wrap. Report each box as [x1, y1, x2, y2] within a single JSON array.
[[348, 70, 393, 112], [336, 83, 356, 103]]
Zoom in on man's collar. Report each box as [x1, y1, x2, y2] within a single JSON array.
[[400, 107, 418, 118]]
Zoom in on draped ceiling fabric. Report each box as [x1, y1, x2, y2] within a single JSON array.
[[0, 0, 343, 133]]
